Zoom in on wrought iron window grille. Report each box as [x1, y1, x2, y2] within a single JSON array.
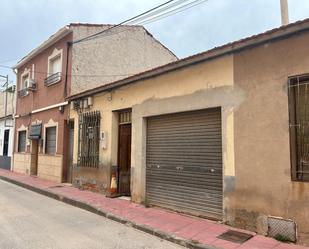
[[77, 111, 101, 168], [18, 88, 28, 98], [44, 72, 62, 86], [288, 73, 309, 182]]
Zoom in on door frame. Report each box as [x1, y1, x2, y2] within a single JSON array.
[[3, 129, 9, 156], [30, 139, 39, 176], [68, 120, 74, 183], [117, 109, 132, 196]]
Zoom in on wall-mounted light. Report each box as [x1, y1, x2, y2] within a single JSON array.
[[88, 96, 93, 106], [107, 92, 112, 102], [83, 99, 88, 109], [59, 105, 65, 113], [70, 101, 75, 110]]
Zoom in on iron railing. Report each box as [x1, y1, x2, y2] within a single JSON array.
[[78, 111, 101, 168], [18, 88, 28, 98], [288, 74, 309, 181], [44, 72, 61, 86]]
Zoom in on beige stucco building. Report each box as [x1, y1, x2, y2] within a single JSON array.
[[67, 19, 309, 245]]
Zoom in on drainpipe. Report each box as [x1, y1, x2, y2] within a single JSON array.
[[64, 41, 71, 98], [280, 0, 289, 25]]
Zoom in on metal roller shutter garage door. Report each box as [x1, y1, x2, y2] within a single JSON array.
[[146, 108, 223, 220]]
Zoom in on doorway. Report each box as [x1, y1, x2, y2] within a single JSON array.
[[3, 129, 9, 156], [67, 121, 74, 183], [30, 140, 39, 176], [117, 110, 132, 196]]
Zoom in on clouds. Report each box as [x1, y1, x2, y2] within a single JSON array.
[[0, 0, 309, 80]]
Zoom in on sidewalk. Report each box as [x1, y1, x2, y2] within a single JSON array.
[[0, 169, 307, 249]]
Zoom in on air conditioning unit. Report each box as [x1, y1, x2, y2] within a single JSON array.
[[70, 100, 80, 110], [27, 79, 37, 91]]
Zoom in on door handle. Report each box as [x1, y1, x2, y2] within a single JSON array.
[[210, 168, 216, 173], [176, 166, 184, 171]]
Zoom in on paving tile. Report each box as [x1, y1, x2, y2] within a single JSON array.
[[274, 243, 309, 249], [239, 235, 280, 249], [211, 238, 241, 249], [1, 169, 309, 249], [174, 220, 215, 239]]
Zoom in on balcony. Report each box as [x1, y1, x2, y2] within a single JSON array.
[[44, 72, 62, 86], [18, 88, 28, 98]]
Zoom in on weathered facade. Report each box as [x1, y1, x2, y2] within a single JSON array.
[[12, 24, 177, 183], [68, 19, 309, 245]]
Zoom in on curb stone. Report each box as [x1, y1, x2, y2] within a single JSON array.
[[0, 175, 218, 249]]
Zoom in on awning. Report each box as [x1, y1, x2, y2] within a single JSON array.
[[29, 124, 42, 140]]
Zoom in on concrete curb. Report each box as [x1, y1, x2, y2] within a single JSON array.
[[0, 175, 218, 249]]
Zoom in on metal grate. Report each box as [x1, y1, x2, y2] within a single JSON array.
[[268, 216, 296, 242], [18, 88, 28, 98], [119, 110, 132, 124], [288, 74, 309, 181], [44, 72, 62, 86], [146, 108, 223, 219], [217, 230, 253, 244], [78, 111, 101, 168]]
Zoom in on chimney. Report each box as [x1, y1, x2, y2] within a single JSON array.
[[280, 0, 289, 25]]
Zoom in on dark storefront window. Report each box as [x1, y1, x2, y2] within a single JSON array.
[[78, 111, 100, 168], [18, 130, 26, 152], [45, 127, 56, 154], [288, 74, 309, 182]]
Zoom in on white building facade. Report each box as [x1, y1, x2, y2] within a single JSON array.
[[0, 90, 15, 170]]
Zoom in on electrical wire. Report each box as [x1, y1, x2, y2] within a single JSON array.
[[67, 0, 207, 45], [0, 64, 134, 78], [0, 0, 209, 78], [0, 65, 11, 69], [72, 0, 208, 44], [138, 0, 208, 26], [0, 58, 18, 64], [125, 0, 189, 25], [72, 0, 176, 44]]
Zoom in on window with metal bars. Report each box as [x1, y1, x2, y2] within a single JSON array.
[[18, 130, 26, 152], [288, 74, 309, 182], [119, 110, 131, 124], [78, 111, 100, 168], [45, 127, 56, 155]]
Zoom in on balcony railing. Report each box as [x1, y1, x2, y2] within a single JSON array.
[[44, 72, 62, 86], [18, 88, 28, 98]]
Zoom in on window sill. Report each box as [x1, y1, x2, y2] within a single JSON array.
[[291, 179, 309, 183], [42, 153, 59, 157]]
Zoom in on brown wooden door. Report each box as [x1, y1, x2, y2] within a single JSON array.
[[65, 121, 74, 183], [31, 140, 39, 176], [118, 124, 131, 195], [3, 129, 9, 156]]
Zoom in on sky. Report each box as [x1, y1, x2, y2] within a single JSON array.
[[0, 0, 309, 84]]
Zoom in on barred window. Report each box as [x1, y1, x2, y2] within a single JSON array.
[[18, 130, 26, 152], [288, 74, 309, 182], [78, 111, 100, 167], [45, 127, 56, 154]]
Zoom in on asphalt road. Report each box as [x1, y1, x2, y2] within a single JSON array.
[[0, 180, 182, 249]]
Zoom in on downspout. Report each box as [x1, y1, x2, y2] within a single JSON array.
[[11, 68, 17, 171], [64, 41, 71, 98]]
